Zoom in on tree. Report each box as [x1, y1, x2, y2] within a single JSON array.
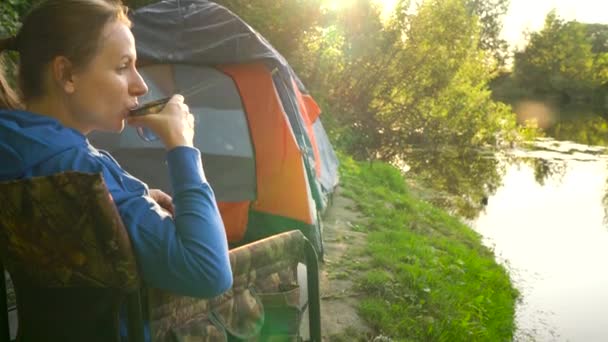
[[318, 0, 520, 160], [586, 23, 608, 54], [382, 0, 518, 152], [512, 11, 600, 103], [466, 0, 510, 67]]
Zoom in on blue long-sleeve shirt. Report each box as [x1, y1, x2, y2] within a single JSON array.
[[0, 109, 233, 298]]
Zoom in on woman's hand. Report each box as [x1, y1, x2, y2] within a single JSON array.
[[126, 94, 195, 150], [149, 188, 175, 217]]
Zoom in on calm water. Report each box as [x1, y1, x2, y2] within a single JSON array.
[[405, 110, 608, 341], [474, 140, 608, 341]]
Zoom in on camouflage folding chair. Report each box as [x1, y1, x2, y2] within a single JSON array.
[[146, 229, 321, 342], [0, 172, 145, 342]]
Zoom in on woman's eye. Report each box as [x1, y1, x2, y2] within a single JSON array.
[[117, 64, 128, 72]]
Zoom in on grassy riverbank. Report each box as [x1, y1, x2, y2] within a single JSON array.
[[336, 154, 518, 341]]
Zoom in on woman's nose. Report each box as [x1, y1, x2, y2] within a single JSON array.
[[130, 69, 148, 97]]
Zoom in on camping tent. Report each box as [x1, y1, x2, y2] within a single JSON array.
[[89, 0, 339, 257]]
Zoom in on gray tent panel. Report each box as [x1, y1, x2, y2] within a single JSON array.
[[132, 0, 291, 78], [175, 66, 254, 159], [312, 120, 339, 195], [132, 0, 316, 102], [112, 65, 254, 159], [89, 65, 256, 202]]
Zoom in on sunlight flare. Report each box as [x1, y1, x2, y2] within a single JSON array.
[[323, 0, 399, 15]]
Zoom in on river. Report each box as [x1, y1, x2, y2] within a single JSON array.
[[475, 139, 608, 341], [406, 111, 608, 341]]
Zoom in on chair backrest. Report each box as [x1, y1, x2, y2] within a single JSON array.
[[146, 229, 322, 342], [0, 172, 144, 342]]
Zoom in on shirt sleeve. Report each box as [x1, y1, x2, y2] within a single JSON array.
[[98, 147, 233, 298]]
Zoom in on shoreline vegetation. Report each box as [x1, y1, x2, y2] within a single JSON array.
[[334, 153, 518, 341]]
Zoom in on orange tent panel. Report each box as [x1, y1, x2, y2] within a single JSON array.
[[217, 201, 250, 242], [220, 64, 313, 225]]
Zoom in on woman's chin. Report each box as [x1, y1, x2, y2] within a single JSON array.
[[97, 120, 125, 134], [113, 119, 126, 133]]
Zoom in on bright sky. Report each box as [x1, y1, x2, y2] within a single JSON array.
[[502, 0, 608, 49], [328, 0, 608, 51]]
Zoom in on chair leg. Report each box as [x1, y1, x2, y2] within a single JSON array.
[[304, 242, 322, 342], [0, 264, 10, 342], [126, 290, 145, 342]]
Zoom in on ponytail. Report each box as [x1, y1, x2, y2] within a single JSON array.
[[0, 36, 22, 110]]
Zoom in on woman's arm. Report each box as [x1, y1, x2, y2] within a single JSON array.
[[101, 147, 232, 298]]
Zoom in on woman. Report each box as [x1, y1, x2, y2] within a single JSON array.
[[0, 0, 232, 301]]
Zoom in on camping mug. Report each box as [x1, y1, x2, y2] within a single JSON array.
[[129, 97, 171, 142]]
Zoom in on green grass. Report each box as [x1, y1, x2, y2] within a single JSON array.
[[328, 326, 375, 342], [339, 154, 518, 341]]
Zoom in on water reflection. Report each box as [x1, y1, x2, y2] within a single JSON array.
[[404, 147, 571, 220], [404, 107, 608, 222], [404, 147, 506, 220], [546, 108, 608, 147]]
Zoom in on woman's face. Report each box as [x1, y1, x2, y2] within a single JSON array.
[[68, 21, 148, 134]]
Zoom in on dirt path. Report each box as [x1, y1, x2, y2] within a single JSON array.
[[318, 186, 373, 340]]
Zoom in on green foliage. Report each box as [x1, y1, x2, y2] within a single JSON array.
[[0, 0, 35, 82], [339, 153, 518, 340], [466, 0, 510, 67], [312, 0, 524, 160], [515, 12, 597, 98], [506, 11, 608, 108], [0, 0, 31, 36], [586, 23, 608, 54]]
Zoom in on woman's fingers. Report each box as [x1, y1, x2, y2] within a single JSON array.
[[187, 113, 195, 128], [168, 94, 184, 105], [126, 93, 195, 149], [149, 189, 175, 216]]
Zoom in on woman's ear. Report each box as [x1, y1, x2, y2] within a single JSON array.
[[51, 56, 76, 94]]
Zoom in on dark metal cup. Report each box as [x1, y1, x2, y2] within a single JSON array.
[[129, 97, 171, 142]]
